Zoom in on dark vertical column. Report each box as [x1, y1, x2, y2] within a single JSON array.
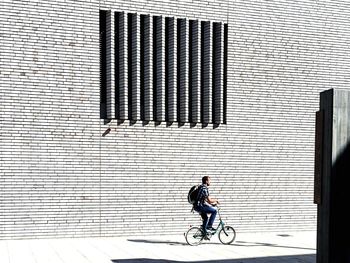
[[317, 89, 333, 263], [317, 89, 350, 263]]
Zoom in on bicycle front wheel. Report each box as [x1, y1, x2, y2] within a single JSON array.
[[218, 226, 236, 244], [185, 226, 204, 246]]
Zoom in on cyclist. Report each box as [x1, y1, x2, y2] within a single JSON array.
[[193, 176, 220, 239]]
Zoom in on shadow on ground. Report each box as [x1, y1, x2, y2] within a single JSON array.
[[127, 238, 316, 251], [112, 254, 316, 263]]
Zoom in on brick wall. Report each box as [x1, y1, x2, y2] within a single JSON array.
[[2, 0, 349, 239]]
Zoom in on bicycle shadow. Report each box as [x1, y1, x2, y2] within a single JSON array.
[[128, 238, 231, 246], [127, 235, 229, 246]]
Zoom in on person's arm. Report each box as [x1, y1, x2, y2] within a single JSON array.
[[206, 196, 220, 205]]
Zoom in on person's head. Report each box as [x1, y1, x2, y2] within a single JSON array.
[[202, 176, 211, 186]]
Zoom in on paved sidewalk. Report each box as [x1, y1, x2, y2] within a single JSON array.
[[0, 231, 316, 263]]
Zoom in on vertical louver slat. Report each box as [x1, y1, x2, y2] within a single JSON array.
[[212, 22, 223, 125], [219, 22, 225, 124], [159, 16, 166, 122], [100, 10, 107, 119], [165, 17, 169, 122], [128, 13, 139, 121], [127, 14, 132, 120], [140, 14, 145, 121], [188, 20, 193, 123], [117, 12, 128, 120], [201, 21, 212, 124], [114, 12, 120, 119], [134, 14, 140, 121], [141, 15, 153, 121], [178, 19, 188, 123], [165, 17, 177, 123], [106, 11, 115, 119], [153, 16, 157, 121], [223, 23, 228, 124], [189, 20, 200, 124], [153, 16, 165, 122]]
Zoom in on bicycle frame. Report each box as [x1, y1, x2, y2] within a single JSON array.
[[207, 207, 226, 236]]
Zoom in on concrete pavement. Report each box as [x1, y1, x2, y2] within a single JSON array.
[[0, 231, 316, 263]]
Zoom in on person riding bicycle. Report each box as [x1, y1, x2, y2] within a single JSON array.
[[193, 176, 220, 238]]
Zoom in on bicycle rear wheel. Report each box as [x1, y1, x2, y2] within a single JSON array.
[[185, 226, 204, 246], [218, 226, 236, 244]]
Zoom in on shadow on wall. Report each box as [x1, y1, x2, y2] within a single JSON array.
[[330, 142, 350, 262], [111, 254, 315, 263]]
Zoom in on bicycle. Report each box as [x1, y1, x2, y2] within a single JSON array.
[[184, 206, 236, 246]]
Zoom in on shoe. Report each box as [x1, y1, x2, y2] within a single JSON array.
[[206, 227, 216, 232]]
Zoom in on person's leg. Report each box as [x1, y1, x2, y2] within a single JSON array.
[[200, 212, 208, 231], [195, 205, 209, 232], [199, 211, 210, 240], [207, 208, 217, 229], [196, 205, 212, 240], [201, 204, 217, 229]]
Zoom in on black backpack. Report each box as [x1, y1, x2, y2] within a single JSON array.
[[188, 184, 202, 204]]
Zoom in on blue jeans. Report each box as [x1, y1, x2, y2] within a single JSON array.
[[194, 204, 217, 231]]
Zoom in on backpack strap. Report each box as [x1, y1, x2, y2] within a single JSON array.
[[197, 184, 208, 203]]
